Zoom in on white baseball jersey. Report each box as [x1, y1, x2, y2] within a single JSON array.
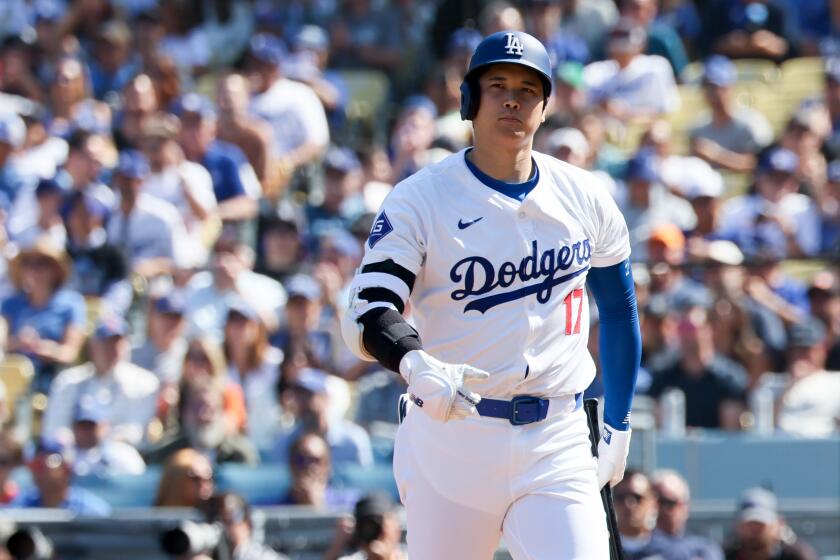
[[361, 149, 630, 399]]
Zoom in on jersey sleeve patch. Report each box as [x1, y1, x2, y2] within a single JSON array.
[[368, 211, 394, 248]]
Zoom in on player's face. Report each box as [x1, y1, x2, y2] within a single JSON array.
[[473, 64, 546, 147]]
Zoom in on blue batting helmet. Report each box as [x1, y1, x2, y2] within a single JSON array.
[[460, 30, 553, 121]]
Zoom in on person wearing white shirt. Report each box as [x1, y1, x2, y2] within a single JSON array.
[[717, 148, 820, 259], [584, 20, 679, 122], [184, 236, 287, 341], [71, 400, 147, 477], [42, 316, 160, 448], [106, 150, 191, 278], [247, 33, 329, 177], [140, 116, 218, 269]]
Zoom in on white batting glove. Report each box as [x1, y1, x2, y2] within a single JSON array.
[[398, 350, 489, 422], [596, 425, 632, 489]]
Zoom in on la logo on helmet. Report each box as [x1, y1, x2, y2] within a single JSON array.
[[504, 33, 524, 55]]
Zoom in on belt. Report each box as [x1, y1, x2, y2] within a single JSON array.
[[476, 392, 583, 425]]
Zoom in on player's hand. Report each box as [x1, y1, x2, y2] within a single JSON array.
[[596, 425, 632, 489], [398, 350, 489, 422]]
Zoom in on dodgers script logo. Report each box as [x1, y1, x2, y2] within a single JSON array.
[[450, 239, 591, 313], [504, 33, 524, 55]]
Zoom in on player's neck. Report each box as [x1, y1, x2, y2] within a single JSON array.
[[468, 143, 534, 184]]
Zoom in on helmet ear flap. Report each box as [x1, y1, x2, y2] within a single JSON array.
[[459, 79, 479, 121]]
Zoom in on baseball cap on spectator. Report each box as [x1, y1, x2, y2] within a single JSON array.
[[555, 62, 585, 90], [788, 319, 827, 348], [737, 487, 779, 525], [171, 93, 217, 121], [0, 112, 26, 149], [644, 294, 671, 318], [324, 146, 361, 175], [115, 150, 150, 179], [97, 20, 131, 48], [93, 315, 129, 339], [226, 297, 259, 322], [648, 223, 685, 252], [757, 148, 798, 175], [31, 438, 74, 466], [447, 28, 483, 57], [249, 33, 287, 66], [34, 0, 66, 23], [286, 274, 322, 301], [683, 173, 724, 199], [35, 178, 65, 198], [706, 240, 744, 266], [546, 127, 590, 159], [626, 150, 659, 183], [321, 230, 362, 261], [293, 367, 329, 395], [73, 400, 107, 424], [672, 287, 714, 311], [61, 191, 109, 222], [295, 25, 330, 52], [702, 55, 737, 87], [400, 95, 438, 120], [154, 292, 187, 316]]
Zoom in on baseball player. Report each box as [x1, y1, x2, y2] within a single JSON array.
[[341, 30, 641, 559]]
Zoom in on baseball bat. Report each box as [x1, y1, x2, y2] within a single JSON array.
[[584, 398, 625, 560]]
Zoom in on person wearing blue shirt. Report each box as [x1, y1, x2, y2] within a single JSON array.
[[11, 439, 111, 517], [174, 93, 259, 223], [1, 238, 87, 393]]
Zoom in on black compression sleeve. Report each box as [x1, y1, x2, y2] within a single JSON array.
[[359, 307, 423, 373]]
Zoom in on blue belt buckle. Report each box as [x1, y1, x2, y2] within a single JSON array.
[[510, 395, 544, 425]]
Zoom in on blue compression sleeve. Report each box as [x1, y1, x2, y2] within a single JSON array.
[[586, 259, 641, 431]]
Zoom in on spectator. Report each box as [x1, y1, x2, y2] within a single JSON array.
[[273, 367, 372, 468], [820, 162, 840, 255], [771, 320, 840, 437], [215, 73, 278, 200], [9, 129, 114, 240], [87, 20, 140, 101], [329, 0, 402, 72], [254, 217, 304, 284], [223, 300, 283, 451], [559, 0, 620, 54], [616, 149, 696, 261], [207, 492, 290, 560], [144, 376, 257, 466], [0, 111, 28, 211], [277, 431, 355, 509], [618, 0, 688, 76], [107, 149, 190, 278], [549, 62, 589, 127], [131, 292, 189, 385], [42, 315, 160, 447], [247, 34, 329, 185], [184, 235, 287, 340], [307, 146, 366, 239], [614, 469, 672, 559], [390, 96, 444, 184], [640, 295, 680, 373], [724, 488, 817, 560], [326, 493, 406, 560], [651, 469, 725, 559], [1, 237, 86, 393], [584, 20, 680, 122], [10, 438, 111, 516], [0, 430, 23, 504], [154, 447, 215, 508], [717, 148, 821, 259], [820, 61, 840, 161], [140, 113, 218, 269], [806, 271, 840, 370], [648, 306, 748, 430], [158, 0, 211, 77], [62, 191, 131, 315], [174, 93, 260, 224], [0, 35, 46, 105], [70, 400, 146, 477], [114, 73, 160, 150], [683, 178, 727, 258], [524, 0, 589, 66], [701, 0, 796, 61], [12, 177, 67, 249], [47, 57, 110, 135]]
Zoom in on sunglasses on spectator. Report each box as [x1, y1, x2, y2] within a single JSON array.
[[292, 453, 327, 469], [657, 495, 681, 508], [613, 491, 645, 505], [185, 351, 210, 364]]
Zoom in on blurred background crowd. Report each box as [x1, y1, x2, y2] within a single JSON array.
[[0, 0, 838, 558]]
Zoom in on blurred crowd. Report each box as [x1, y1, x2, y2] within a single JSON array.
[[0, 0, 838, 552]]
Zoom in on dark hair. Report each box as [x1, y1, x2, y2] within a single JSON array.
[[207, 492, 252, 527]]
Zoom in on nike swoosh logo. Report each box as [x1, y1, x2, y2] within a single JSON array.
[[458, 217, 484, 230]]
